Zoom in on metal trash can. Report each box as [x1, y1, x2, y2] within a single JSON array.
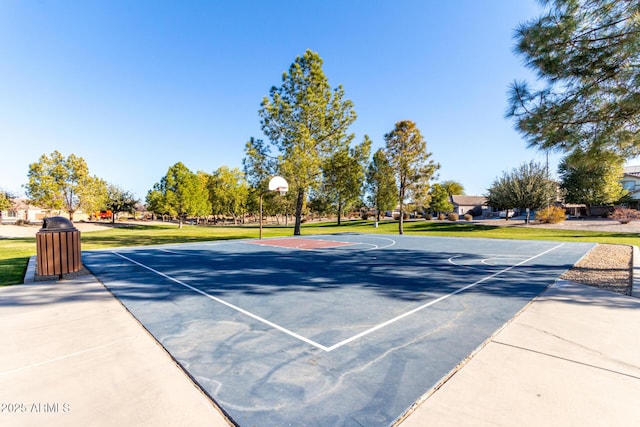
[[36, 216, 82, 279]]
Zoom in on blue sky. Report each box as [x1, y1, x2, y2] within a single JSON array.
[[2, 0, 570, 200]]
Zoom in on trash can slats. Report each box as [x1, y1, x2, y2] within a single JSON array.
[[36, 217, 82, 279]]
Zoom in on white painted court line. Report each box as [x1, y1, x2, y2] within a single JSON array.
[[481, 256, 530, 266], [160, 249, 186, 255], [324, 242, 567, 351], [111, 251, 333, 352], [357, 236, 397, 251], [448, 254, 528, 267], [111, 242, 565, 353], [325, 236, 396, 251]]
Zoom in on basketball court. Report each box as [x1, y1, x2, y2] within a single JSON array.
[[82, 234, 595, 426]]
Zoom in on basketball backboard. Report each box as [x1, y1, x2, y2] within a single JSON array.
[[268, 176, 288, 194]]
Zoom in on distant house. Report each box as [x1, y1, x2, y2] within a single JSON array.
[[621, 165, 640, 208], [1, 199, 46, 223], [450, 195, 489, 217]]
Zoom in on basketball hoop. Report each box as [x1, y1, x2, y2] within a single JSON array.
[[268, 176, 288, 194]]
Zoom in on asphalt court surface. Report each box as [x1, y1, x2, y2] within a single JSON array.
[[82, 234, 596, 426]]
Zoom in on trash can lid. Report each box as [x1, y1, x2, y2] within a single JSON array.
[[40, 216, 77, 231]]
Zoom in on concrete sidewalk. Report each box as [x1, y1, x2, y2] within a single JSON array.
[[0, 276, 232, 427], [2, 255, 639, 426], [399, 280, 640, 426]]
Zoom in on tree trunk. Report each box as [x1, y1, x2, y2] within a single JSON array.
[[398, 186, 405, 234], [337, 200, 342, 226], [294, 189, 304, 235]]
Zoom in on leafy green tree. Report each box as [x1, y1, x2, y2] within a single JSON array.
[[81, 176, 108, 218], [322, 135, 371, 225], [384, 120, 439, 234], [0, 190, 12, 211], [145, 187, 168, 220], [0, 190, 13, 224], [510, 162, 558, 222], [508, 0, 640, 157], [258, 49, 357, 235], [428, 184, 453, 215], [441, 180, 465, 196], [366, 148, 397, 221], [485, 174, 516, 218], [243, 137, 291, 223], [208, 166, 249, 224], [558, 148, 627, 215], [243, 137, 278, 188], [146, 162, 209, 228], [104, 184, 139, 223], [26, 151, 106, 221], [196, 171, 212, 223], [486, 161, 557, 222]]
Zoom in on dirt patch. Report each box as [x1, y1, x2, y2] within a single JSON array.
[[561, 244, 632, 295]]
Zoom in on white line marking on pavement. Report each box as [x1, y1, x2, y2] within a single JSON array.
[[324, 243, 566, 351], [112, 251, 332, 352], [111, 243, 565, 353]]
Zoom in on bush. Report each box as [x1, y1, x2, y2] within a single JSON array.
[[361, 212, 369, 220], [536, 206, 566, 224], [609, 207, 639, 224], [447, 212, 459, 221], [424, 214, 432, 220], [469, 206, 483, 217], [438, 213, 446, 220], [463, 213, 473, 221]]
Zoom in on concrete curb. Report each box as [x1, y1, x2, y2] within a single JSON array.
[[23, 256, 37, 284]]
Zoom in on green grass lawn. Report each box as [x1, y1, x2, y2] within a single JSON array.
[[1, 219, 638, 286]]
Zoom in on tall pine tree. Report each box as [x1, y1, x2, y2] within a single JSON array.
[[366, 148, 397, 221], [258, 50, 357, 235], [508, 0, 640, 157], [384, 121, 439, 234]]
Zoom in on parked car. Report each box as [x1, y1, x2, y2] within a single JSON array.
[[498, 211, 515, 218]]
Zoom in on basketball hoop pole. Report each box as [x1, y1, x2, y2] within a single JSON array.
[[260, 176, 288, 239], [260, 191, 264, 240]]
